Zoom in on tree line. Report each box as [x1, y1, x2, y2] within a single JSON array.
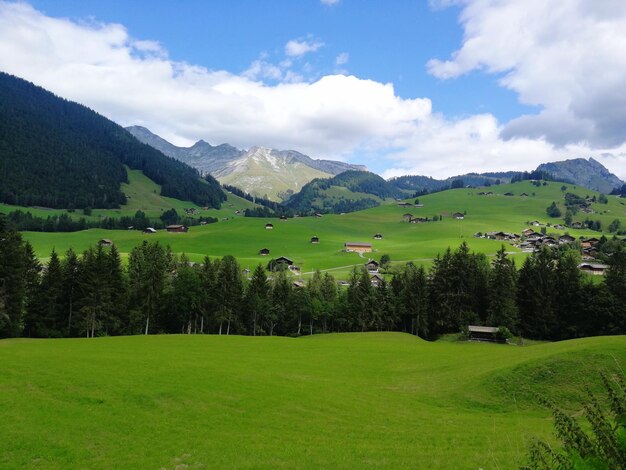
[[3, 209, 217, 232], [1, 216, 625, 340]]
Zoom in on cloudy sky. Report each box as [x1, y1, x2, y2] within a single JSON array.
[[1, 0, 625, 180]]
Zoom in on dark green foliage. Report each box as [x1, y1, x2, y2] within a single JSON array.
[[486, 247, 518, 332], [546, 201, 562, 217], [599, 193, 609, 204], [0, 72, 225, 209]]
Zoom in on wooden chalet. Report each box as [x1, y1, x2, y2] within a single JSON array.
[[468, 325, 505, 343], [143, 227, 157, 234], [578, 263, 609, 276], [344, 242, 373, 253], [314, 213, 323, 218], [293, 281, 305, 288], [280, 215, 288, 221], [520, 192, 529, 197], [397, 202, 412, 207], [373, 233, 383, 240], [370, 273, 384, 287], [265, 223, 274, 230], [522, 228, 536, 237], [166, 225, 188, 233], [98, 239, 113, 246], [402, 213, 414, 222], [559, 234, 576, 244], [504, 192, 514, 196], [366, 259, 379, 273], [259, 248, 270, 256], [452, 212, 465, 220], [275, 256, 293, 266], [310, 236, 320, 244], [288, 265, 301, 274]]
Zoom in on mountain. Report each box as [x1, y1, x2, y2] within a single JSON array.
[[126, 126, 244, 174], [126, 126, 367, 201], [0, 72, 225, 209], [536, 157, 624, 194], [284, 170, 405, 214]]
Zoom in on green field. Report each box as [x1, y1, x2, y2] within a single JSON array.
[[1, 333, 624, 468], [19, 180, 626, 277]]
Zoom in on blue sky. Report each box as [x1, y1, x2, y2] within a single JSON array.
[[28, 0, 529, 121], [1, 0, 626, 179]]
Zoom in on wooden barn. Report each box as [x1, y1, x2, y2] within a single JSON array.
[[468, 325, 505, 343], [259, 248, 270, 256], [344, 242, 373, 253], [166, 225, 188, 233], [310, 236, 320, 244], [265, 223, 274, 230]]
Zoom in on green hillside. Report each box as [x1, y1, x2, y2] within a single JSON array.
[[0, 168, 258, 225], [19, 180, 626, 277], [1, 333, 624, 469]]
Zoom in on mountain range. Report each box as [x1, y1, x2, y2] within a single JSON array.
[[126, 126, 367, 201]]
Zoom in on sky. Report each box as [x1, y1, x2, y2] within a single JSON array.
[[1, 0, 625, 180]]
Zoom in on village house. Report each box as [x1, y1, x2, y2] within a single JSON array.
[[265, 223, 274, 230], [288, 265, 301, 274], [280, 215, 288, 221], [520, 192, 529, 197], [558, 234, 576, 244], [370, 273, 384, 287], [373, 233, 383, 240], [275, 256, 293, 266], [314, 213, 323, 218], [143, 227, 157, 234], [310, 236, 320, 244], [293, 281, 305, 289], [259, 248, 270, 256], [365, 259, 379, 273], [344, 242, 373, 253], [522, 228, 536, 237], [98, 239, 113, 246], [504, 192, 514, 196], [397, 202, 412, 207], [402, 213, 413, 222], [578, 263, 609, 276], [166, 225, 188, 233], [452, 212, 465, 220]]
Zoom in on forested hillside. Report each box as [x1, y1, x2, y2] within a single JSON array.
[[284, 170, 404, 213], [0, 72, 225, 209]]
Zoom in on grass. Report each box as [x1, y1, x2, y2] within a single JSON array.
[[1, 332, 624, 468], [19, 180, 626, 278]]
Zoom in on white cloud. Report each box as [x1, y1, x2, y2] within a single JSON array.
[[427, 0, 626, 150], [285, 38, 324, 57], [335, 52, 349, 65], [321, 0, 340, 5], [0, 1, 625, 181]]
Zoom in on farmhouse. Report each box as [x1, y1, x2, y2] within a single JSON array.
[[520, 192, 529, 197], [397, 202, 412, 207], [98, 239, 113, 246], [143, 227, 157, 234], [402, 213, 413, 222], [467, 325, 505, 343], [522, 228, 536, 237], [314, 213, 323, 218], [370, 273, 384, 287], [293, 281, 305, 288], [344, 242, 373, 253], [578, 263, 609, 276], [166, 225, 188, 233], [452, 212, 465, 220], [310, 236, 320, 244], [259, 248, 270, 256], [265, 223, 274, 230], [280, 215, 288, 221], [275, 256, 293, 266], [504, 192, 514, 196], [373, 233, 383, 240], [559, 234, 576, 244], [366, 259, 379, 273], [288, 265, 301, 274]]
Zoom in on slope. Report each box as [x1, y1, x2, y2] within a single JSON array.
[[0, 72, 225, 209], [0, 333, 624, 469]]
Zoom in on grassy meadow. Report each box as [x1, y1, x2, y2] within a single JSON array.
[[18, 180, 626, 277], [1, 332, 625, 469]]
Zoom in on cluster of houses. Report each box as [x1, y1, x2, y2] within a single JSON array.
[[183, 208, 199, 215], [477, 191, 529, 197]]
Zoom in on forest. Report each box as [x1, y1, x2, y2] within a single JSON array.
[[0, 72, 225, 209], [2, 214, 625, 340]]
